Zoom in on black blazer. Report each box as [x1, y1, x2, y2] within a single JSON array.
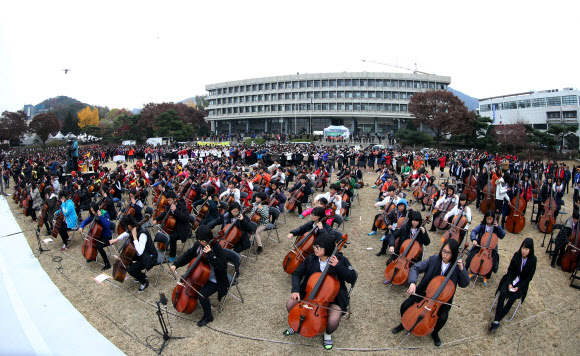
[[154, 198, 190, 241], [496, 252, 536, 303], [409, 255, 470, 298], [389, 223, 430, 252]]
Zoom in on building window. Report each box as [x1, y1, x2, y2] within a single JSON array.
[[504, 101, 517, 110], [414, 82, 421, 89], [217, 99, 221, 105], [517, 100, 531, 108], [337, 91, 344, 98], [429, 82, 435, 89], [532, 98, 546, 107], [368, 91, 375, 98], [322, 80, 329, 87], [314, 80, 321, 87], [330, 103, 337, 110], [276, 93, 282, 100], [422, 82, 428, 89], [228, 98, 233, 104], [265, 83, 270, 90], [345, 91, 352, 98], [299, 104, 307, 111], [533, 123, 547, 130], [368, 79, 375, 87], [353, 91, 360, 98], [400, 93, 407, 100], [229, 87, 233, 93], [369, 104, 376, 111], [376, 91, 383, 99], [344, 79, 351, 86], [360, 79, 367, 87], [393, 104, 400, 111], [337, 103, 344, 110], [291, 81, 297, 89], [345, 103, 353, 110], [278, 105, 284, 111], [376, 79, 383, 87], [314, 92, 321, 98], [377, 103, 384, 111], [322, 104, 329, 110], [354, 103, 361, 110], [392, 92, 398, 99], [329, 91, 337, 98], [271, 105, 277, 112], [258, 106, 264, 112], [271, 83, 277, 89], [299, 92, 306, 99], [562, 95, 578, 105], [285, 93, 291, 100], [400, 81, 406, 88], [329, 79, 336, 87], [352, 79, 359, 86], [300, 81, 306, 88], [546, 96, 562, 106], [400, 104, 408, 112], [292, 92, 298, 100], [233, 107, 238, 114], [265, 106, 270, 112], [480, 104, 491, 112], [307, 80, 313, 87], [547, 112, 561, 119], [252, 106, 257, 112], [258, 84, 264, 90], [337, 79, 344, 86], [361, 91, 368, 99], [250, 84, 256, 91], [384, 104, 391, 111], [315, 104, 322, 111], [285, 104, 291, 111], [322, 91, 329, 98], [384, 92, 391, 99], [264, 94, 270, 101], [361, 104, 367, 110], [391, 81, 398, 88], [307, 92, 313, 99], [563, 111, 578, 118]]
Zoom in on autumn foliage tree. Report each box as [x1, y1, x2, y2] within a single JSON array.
[[408, 90, 472, 145], [140, 102, 208, 139], [492, 123, 529, 152], [0, 110, 28, 141], [29, 112, 60, 144], [77, 106, 100, 129]]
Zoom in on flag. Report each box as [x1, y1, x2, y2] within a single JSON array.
[[561, 106, 564, 123], [492, 104, 496, 124]]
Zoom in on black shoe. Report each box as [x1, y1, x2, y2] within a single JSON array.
[[197, 315, 214, 327], [138, 280, 149, 292], [489, 321, 500, 332], [551, 264, 555, 268], [392, 324, 404, 334], [257, 246, 263, 254], [432, 333, 441, 347], [46, 231, 51, 236], [429, 227, 436, 232], [102, 263, 111, 271], [376, 251, 385, 256], [421, 208, 426, 211]]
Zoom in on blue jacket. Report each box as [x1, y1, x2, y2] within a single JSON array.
[[80, 210, 112, 238], [71, 140, 79, 158], [56, 199, 78, 229]]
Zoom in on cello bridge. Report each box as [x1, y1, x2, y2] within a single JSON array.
[[424, 306, 432, 311]]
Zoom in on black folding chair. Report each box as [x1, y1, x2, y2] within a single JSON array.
[[219, 249, 244, 313]]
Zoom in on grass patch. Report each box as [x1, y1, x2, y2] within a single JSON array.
[[244, 138, 266, 145]]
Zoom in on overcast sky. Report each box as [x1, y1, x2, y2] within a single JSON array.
[[1, 0, 577, 113]]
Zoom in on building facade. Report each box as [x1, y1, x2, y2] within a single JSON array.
[[479, 88, 580, 137], [205, 72, 451, 135]]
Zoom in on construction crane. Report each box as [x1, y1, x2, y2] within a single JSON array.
[[361, 59, 433, 75]]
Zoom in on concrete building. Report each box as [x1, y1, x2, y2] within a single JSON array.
[[22, 104, 49, 121], [205, 72, 451, 135], [478, 88, 580, 138]]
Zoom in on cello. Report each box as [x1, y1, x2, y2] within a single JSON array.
[[117, 204, 136, 235], [52, 201, 64, 238], [505, 175, 526, 234], [401, 244, 468, 337], [339, 187, 350, 216], [283, 216, 330, 275], [286, 187, 305, 213], [433, 193, 456, 230], [217, 206, 252, 250], [480, 170, 495, 214], [413, 179, 426, 201], [171, 235, 221, 314], [462, 172, 477, 203], [469, 215, 499, 278], [538, 185, 557, 234], [561, 219, 580, 272], [112, 216, 150, 283], [374, 198, 396, 231], [287, 242, 341, 337], [440, 208, 468, 244], [81, 198, 106, 262], [156, 202, 177, 251], [422, 184, 438, 207], [384, 217, 430, 286]]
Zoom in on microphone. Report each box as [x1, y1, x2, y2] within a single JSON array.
[[159, 293, 168, 306]]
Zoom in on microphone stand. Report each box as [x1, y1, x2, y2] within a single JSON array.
[[154, 293, 183, 355]]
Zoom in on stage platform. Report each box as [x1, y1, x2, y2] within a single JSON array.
[[0, 195, 124, 356]]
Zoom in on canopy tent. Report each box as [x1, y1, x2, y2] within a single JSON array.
[[54, 131, 65, 139], [65, 133, 77, 139], [323, 125, 350, 138], [21, 133, 42, 145]]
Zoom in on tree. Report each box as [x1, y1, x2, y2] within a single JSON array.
[[194, 95, 209, 112], [155, 109, 194, 141], [140, 102, 208, 139], [29, 113, 60, 144], [0, 110, 28, 141], [408, 90, 472, 145], [395, 129, 433, 147], [492, 123, 529, 152], [61, 110, 81, 135], [77, 106, 99, 129], [456, 113, 493, 149], [547, 124, 578, 153]]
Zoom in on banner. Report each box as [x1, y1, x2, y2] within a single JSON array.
[[197, 141, 230, 146]]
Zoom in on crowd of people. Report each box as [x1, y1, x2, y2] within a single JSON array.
[[2, 138, 579, 350]]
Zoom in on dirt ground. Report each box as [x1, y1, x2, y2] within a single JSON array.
[[7, 161, 580, 355]]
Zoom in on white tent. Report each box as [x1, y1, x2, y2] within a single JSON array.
[[54, 131, 65, 139], [21, 133, 42, 145], [323, 125, 350, 138], [65, 133, 77, 139]]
